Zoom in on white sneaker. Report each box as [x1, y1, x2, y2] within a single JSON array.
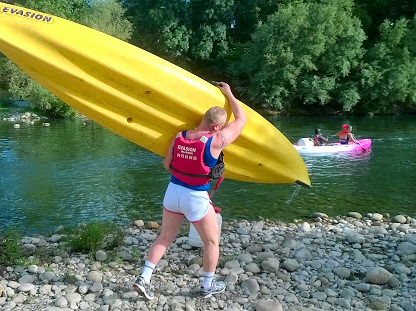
[[200, 280, 226, 298], [133, 277, 154, 300]]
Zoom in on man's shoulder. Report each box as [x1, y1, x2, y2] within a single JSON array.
[[210, 131, 225, 148]]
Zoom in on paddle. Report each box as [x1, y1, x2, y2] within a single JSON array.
[[355, 141, 367, 151]]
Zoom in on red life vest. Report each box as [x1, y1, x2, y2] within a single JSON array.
[[338, 129, 349, 144], [171, 132, 212, 186]]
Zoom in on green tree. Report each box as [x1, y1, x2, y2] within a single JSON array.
[[0, 59, 76, 116], [80, 0, 132, 41], [1, 0, 132, 117], [188, 0, 234, 61], [232, 0, 365, 111], [123, 0, 236, 78], [124, 0, 191, 63], [355, 0, 416, 47], [232, 0, 286, 43], [359, 16, 416, 113]]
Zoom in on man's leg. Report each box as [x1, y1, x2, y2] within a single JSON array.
[[193, 206, 225, 297], [147, 208, 184, 264], [134, 208, 183, 299], [192, 206, 219, 273]]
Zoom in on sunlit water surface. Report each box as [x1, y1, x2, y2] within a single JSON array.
[[1, 112, 415, 234]]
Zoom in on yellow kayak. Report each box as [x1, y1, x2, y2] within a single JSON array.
[[0, 4, 310, 186]]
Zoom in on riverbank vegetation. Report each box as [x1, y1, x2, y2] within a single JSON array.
[[64, 222, 125, 255], [1, 0, 416, 116], [0, 222, 125, 267]]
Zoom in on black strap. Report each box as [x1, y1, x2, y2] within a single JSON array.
[[170, 165, 210, 178], [170, 151, 225, 181]]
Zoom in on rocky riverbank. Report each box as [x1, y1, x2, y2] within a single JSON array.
[[1, 212, 415, 311]]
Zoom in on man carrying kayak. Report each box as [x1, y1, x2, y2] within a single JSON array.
[[133, 82, 246, 299]]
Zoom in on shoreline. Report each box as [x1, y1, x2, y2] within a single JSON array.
[[0, 212, 415, 311]]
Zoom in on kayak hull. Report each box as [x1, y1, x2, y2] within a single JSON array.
[[0, 4, 310, 185], [294, 139, 372, 154]]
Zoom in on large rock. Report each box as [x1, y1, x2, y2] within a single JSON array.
[[95, 250, 108, 262], [300, 222, 311, 232], [147, 222, 159, 229], [261, 258, 280, 272], [404, 234, 416, 245], [282, 259, 299, 272], [255, 299, 283, 311], [345, 230, 365, 244], [40, 271, 56, 282], [19, 275, 34, 284], [347, 212, 362, 219], [133, 219, 144, 227], [18, 283, 34, 292], [241, 279, 260, 294], [365, 267, 392, 285], [333, 267, 351, 279], [65, 292, 82, 309], [55, 296, 68, 307], [238, 253, 253, 264], [397, 242, 416, 254], [245, 263, 261, 274], [87, 271, 103, 282], [392, 215, 407, 224]]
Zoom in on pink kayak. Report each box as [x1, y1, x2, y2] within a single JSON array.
[[294, 138, 372, 154]]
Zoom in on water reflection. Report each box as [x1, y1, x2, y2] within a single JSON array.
[[302, 148, 373, 178]]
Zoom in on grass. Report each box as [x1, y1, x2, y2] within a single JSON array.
[[63, 222, 125, 255], [129, 248, 142, 263], [63, 271, 78, 284], [0, 223, 126, 267], [178, 224, 190, 237], [0, 229, 46, 267], [0, 228, 27, 266]]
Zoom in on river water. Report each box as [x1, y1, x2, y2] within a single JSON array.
[[1, 110, 415, 234]]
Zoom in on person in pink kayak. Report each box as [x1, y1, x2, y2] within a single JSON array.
[[346, 125, 359, 144], [133, 82, 246, 300], [312, 128, 329, 146], [337, 124, 359, 144]]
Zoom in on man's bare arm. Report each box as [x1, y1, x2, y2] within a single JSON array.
[[163, 139, 175, 171], [213, 83, 246, 150]]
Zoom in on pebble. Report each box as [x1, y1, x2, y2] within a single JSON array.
[[95, 250, 108, 262], [0, 214, 414, 310], [255, 299, 283, 311], [393, 215, 407, 224], [17, 283, 34, 292]]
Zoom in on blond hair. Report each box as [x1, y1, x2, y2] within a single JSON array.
[[203, 106, 227, 126]]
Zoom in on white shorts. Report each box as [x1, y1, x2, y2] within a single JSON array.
[[163, 182, 212, 223]]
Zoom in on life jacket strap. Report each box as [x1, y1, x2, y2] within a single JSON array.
[[170, 166, 210, 178], [170, 152, 225, 181]]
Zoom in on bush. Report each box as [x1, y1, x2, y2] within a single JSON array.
[[64, 222, 125, 255]]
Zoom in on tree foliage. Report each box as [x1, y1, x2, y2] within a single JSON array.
[[359, 16, 416, 112], [232, 0, 365, 111], [80, 0, 132, 40], [355, 0, 416, 46], [1, 0, 416, 115], [124, 0, 191, 62]]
